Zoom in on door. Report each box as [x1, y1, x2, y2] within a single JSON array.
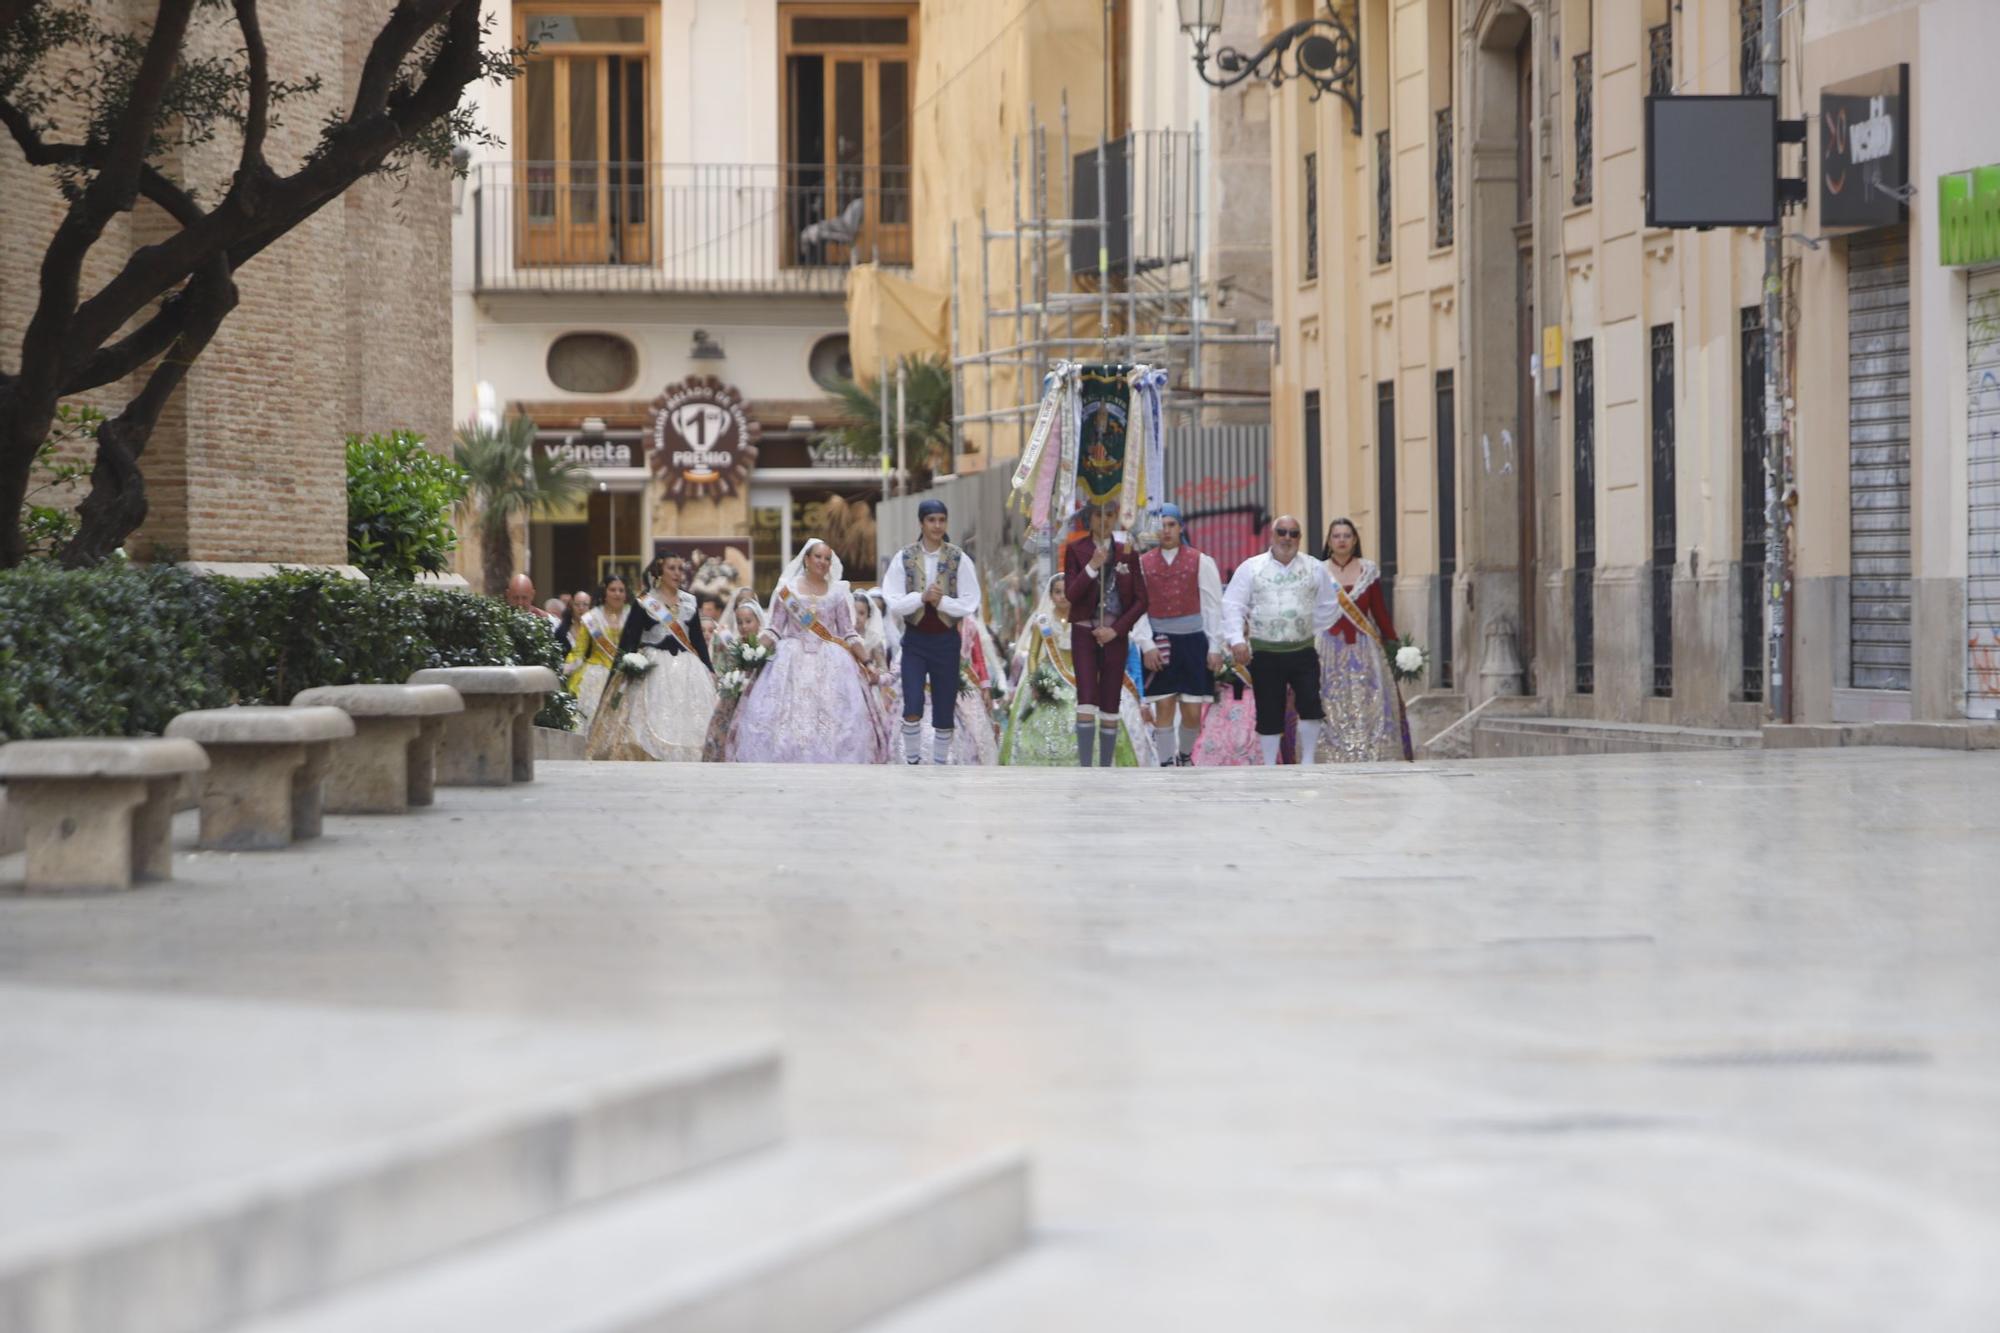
[[1969, 268, 2000, 717], [1847, 231, 1912, 691], [517, 7, 653, 266], [781, 6, 916, 267]]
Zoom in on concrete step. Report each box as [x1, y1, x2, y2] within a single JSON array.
[[233, 1145, 1030, 1333], [1474, 715, 1762, 758], [0, 990, 781, 1333]]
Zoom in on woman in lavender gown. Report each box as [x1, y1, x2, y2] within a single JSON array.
[[728, 539, 889, 764]]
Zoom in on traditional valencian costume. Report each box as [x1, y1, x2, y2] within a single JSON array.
[[1316, 556, 1414, 763], [1135, 503, 1224, 766], [1064, 517, 1149, 768], [562, 600, 629, 728], [702, 594, 765, 762], [588, 575, 715, 762], [1222, 544, 1336, 766], [880, 497, 982, 765], [999, 576, 1144, 767], [729, 541, 888, 764]]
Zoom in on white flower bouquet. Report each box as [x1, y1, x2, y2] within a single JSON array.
[[1389, 634, 1428, 684], [717, 668, 751, 700], [615, 651, 653, 680], [736, 641, 771, 666]]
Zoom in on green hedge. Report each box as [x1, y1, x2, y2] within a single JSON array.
[[0, 565, 577, 741]]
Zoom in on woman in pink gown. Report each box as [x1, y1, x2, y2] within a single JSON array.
[[1191, 663, 1262, 766], [728, 540, 889, 764]]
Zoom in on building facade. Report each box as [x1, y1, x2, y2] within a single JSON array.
[[452, 0, 917, 602], [1, 0, 452, 567], [1267, 0, 2000, 725]]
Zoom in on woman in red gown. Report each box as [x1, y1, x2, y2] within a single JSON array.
[[1316, 518, 1413, 762]]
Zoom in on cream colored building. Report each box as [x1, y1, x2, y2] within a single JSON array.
[[1267, 0, 2000, 726], [452, 1, 918, 599]]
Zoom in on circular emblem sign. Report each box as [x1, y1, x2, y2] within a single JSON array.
[[648, 376, 761, 506]]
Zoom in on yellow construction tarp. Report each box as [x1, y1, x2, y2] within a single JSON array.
[[846, 263, 949, 381]]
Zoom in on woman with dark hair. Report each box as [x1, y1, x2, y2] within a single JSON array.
[[1315, 518, 1412, 762], [586, 553, 716, 762], [562, 573, 630, 727]]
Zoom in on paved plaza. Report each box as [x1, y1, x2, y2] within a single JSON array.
[[3, 749, 1998, 1330]]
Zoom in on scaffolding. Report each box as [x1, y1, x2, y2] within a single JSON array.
[[948, 95, 1276, 467]]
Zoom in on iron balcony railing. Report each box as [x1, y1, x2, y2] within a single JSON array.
[[471, 162, 913, 294]]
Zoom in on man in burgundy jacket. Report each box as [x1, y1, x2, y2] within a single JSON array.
[[1064, 501, 1149, 767]]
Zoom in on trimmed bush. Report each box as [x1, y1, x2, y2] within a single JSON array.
[[0, 564, 225, 740], [0, 566, 578, 741], [345, 430, 467, 581]]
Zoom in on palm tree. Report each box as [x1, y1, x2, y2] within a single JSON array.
[[452, 415, 588, 596], [817, 354, 954, 484]]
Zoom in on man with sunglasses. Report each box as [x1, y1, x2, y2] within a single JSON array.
[[1221, 515, 1337, 766]]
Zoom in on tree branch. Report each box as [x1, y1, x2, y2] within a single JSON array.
[[58, 255, 238, 567], [16, 0, 199, 400], [0, 96, 84, 168], [232, 0, 271, 171], [350, 0, 459, 120], [0, 0, 41, 44]]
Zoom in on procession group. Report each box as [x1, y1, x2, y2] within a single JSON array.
[[553, 495, 1415, 768]]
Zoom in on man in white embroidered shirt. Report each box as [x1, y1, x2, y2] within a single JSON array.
[[1221, 515, 1337, 766], [880, 497, 983, 764]]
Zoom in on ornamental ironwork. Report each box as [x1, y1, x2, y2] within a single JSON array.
[[1740, 0, 1763, 95], [1187, 0, 1362, 134], [1304, 151, 1319, 280], [1648, 23, 1673, 96], [1650, 323, 1677, 697], [1739, 306, 1767, 702], [1433, 108, 1454, 248], [1572, 52, 1593, 207], [1573, 338, 1596, 695], [1375, 128, 1392, 264]]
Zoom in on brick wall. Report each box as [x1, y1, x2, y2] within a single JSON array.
[[1, 0, 453, 566]]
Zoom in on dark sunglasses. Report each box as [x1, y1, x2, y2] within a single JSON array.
[[1273, 526, 1301, 538]]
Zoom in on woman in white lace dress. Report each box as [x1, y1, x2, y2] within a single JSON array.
[[587, 553, 716, 762]]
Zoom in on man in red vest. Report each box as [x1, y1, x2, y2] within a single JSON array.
[[1064, 501, 1149, 767], [1136, 504, 1224, 766]]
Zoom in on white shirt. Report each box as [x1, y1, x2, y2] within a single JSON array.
[[1221, 550, 1339, 648], [880, 542, 983, 623], [1132, 545, 1225, 657]]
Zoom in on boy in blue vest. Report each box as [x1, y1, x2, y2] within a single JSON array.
[[880, 498, 983, 764]]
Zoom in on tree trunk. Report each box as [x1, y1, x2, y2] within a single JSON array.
[[480, 520, 511, 597], [0, 386, 58, 570], [60, 417, 149, 567]]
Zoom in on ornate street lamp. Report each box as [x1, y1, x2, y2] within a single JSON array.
[[1179, 0, 1362, 134]]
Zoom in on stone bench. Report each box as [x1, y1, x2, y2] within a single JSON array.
[[406, 666, 560, 787], [163, 706, 356, 850], [291, 685, 464, 814], [0, 739, 209, 892]]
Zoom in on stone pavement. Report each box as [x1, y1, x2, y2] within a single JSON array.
[[2, 750, 1998, 1330]]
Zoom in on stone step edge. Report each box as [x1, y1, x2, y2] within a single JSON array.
[[0, 1044, 784, 1333], [1477, 716, 1762, 746], [591, 1147, 1032, 1333]]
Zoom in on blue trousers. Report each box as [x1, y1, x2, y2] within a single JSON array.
[[900, 630, 961, 728]]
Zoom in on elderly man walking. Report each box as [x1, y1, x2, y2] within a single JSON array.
[[1221, 515, 1337, 766]]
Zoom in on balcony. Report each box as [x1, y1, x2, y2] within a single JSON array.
[[470, 162, 912, 295]]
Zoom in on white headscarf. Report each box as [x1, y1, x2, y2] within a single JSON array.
[[776, 538, 848, 603], [866, 588, 900, 662], [716, 592, 767, 648], [853, 588, 886, 660]]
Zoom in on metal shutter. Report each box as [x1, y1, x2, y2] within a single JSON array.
[[1847, 232, 1913, 691], [1969, 268, 2000, 718]]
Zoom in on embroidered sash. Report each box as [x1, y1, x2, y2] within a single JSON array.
[[584, 609, 621, 662], [1332, 582, 1385, 645], [776, 585, 863, 671], [642, 594, 699, 658], [1035, 620, 1077, 687]]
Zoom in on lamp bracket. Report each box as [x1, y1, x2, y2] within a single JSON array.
[[1189, 0, 1362, 134]]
